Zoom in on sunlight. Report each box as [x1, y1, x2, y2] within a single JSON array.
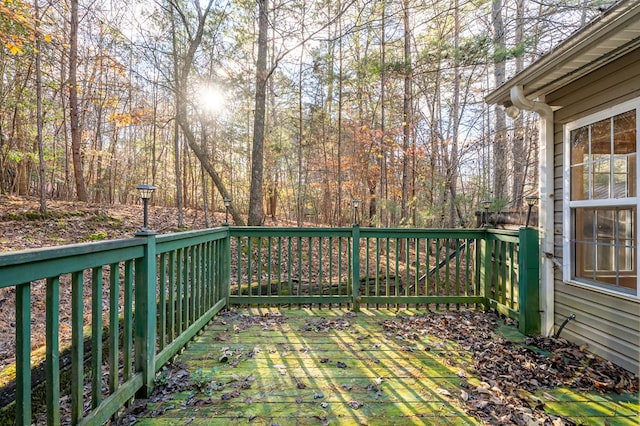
[[198, 83, 226, 114]]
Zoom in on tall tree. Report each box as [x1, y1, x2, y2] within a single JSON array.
[[69, 0, 88, 201], [248, 0, 269, 226], [492, 0, 507, 203]]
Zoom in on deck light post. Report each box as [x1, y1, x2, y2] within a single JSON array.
[[525, 195, 539, 228], [352, 199, 360, 225], [481, 199, 491, 227], [223, 197, 231, 225], [136, 184, 156, 234]]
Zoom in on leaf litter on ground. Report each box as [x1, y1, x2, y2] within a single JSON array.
[[380, 310, 638, 425]]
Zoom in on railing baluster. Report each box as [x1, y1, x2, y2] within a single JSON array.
[[297, 236, 303, 302], [109, 263, 119, 396], [182, 247, 189, 329], [385, 238, 390, 308], [46, 277, 61, 426], [318, 237, 323, 302], [338, 237, 343, 302], [71, 271, 83, 423], [159, 253, 167, 350], [510, 242, 516, 309], [414, 238, 420, 303], [287, 237, 293, 305], [168, 251, 176, 341], [190, 245, 196, 323], [405, 238, 410, 300], [267, 237, 273, 298], [91, 267, 104, 409], [375, 238, 380, 307], [445, 239, 451, 310], [16, 282, 31, 425], [306, 237, 311, 298], [123, 260, 134, 382], [257, 237, 262, 295], [277, 237, 282, 298], [247, 237, 253, 296]]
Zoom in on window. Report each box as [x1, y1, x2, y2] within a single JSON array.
[[564, 99, 638, 296]]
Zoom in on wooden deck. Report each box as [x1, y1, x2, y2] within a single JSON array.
[[128, 308, 639, 425]]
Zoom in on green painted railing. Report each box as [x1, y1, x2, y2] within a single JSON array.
[[0, 228, 229, 426], [229, 227, 539, 335], [0, 225, 537, 425]]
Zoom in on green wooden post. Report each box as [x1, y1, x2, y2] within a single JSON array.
[[518, 227, 540, 335], [352, 225, 361, 312], [15, 282, 31, 426], [135, 232, 157, 398]]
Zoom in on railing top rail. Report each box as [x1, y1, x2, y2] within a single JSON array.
[[229, 227, 353, 237], [0, 237, 144, 267], [0, 238, 146, 288], [486, 228, 521, 236], [359, 227, 487, 238], [486, 228, 522, 243], [229, 226, 488, 239], [155, 227, 228, 243]]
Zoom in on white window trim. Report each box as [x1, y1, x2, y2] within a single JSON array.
[[563, 97, 640, 299]]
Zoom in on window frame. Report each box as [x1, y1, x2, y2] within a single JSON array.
[[563, 97, 639, 298]]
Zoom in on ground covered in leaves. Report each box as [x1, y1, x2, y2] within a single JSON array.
[[120, 308, 638, 425], [0, 196, 217, 371]]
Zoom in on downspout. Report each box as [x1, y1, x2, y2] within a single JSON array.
[[509, 85, 555, 337]]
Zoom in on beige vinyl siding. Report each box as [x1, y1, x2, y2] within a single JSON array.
[[555, 283, 639, 372], [547, 49, 640, 373]]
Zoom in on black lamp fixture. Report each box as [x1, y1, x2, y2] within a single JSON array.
[[524, 195, 539, 228], [223, 197, 231, 225], [135, 184, 156, 233], [481, 199, 491, 227], [352, 199, 360, 225]]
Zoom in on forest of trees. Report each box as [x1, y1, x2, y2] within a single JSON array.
[[0, 0, 610, 227]]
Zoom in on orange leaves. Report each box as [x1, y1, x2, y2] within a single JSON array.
[[0, 0, 35, 55], [107, 109, 152, 127]]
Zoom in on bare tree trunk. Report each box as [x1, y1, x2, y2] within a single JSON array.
[[35, 0, 46, 213], [492, 0, 508, 202], [248, 0, 269, 226], [449, 0, 461, 227], [511, 0, 526, 210], [379, 1, 387, 226], [170, 5, 185, 227], [401, 0, 411, 225], [69, 0, 88, 201]]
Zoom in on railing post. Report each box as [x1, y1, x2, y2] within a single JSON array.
[[518, 227, 540, 335], [352, 225, 360, 312], [135, 231, 157, 398]]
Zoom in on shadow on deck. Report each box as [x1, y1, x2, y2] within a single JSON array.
[[121, 308, 638, 426]]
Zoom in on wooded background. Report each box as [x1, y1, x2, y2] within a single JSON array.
[[0, 0, 607, 227]]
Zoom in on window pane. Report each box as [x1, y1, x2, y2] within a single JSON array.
[[595, 210, 615, 241], [570, 164, 588, 200], [613, 156, 630, 198], [572, 206, 636, 291], [592, 159, 610, 199], [591, 118, 611, 160], [574, 208, 594, 241], [570, 127, 588, 165], [613, 110, 636, 155]]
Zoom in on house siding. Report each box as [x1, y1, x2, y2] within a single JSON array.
[[546, 49, 640, 373]]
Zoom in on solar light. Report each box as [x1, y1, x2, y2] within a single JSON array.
[[136, 184, 156, 233]]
